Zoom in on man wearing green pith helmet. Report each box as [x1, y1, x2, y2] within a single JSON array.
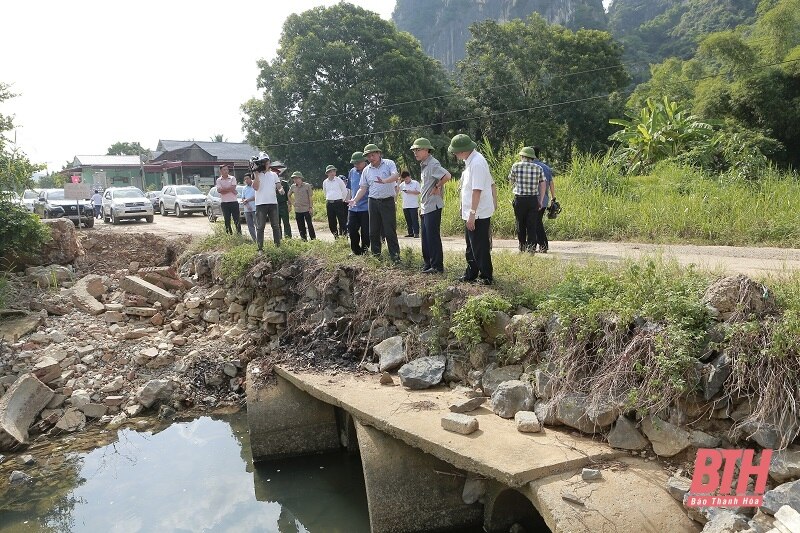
[[347, 151, 370, 255], [411, 137, 451, 274], [449, 134, 497, 285], [348, 143, 401, 261]]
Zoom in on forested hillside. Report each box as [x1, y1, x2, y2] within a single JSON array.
[[392, 0, 606, 70]]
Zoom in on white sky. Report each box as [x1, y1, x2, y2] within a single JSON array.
[[3, 0, 611, 172]]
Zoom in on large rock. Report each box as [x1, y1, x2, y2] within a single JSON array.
[[136, 379, 175, 408], [25, 265, 73, 287], [490, 380, 534, 419], [703, 352, 731, 401], [483, 311, 511, 340], [71, 276, 106, 316], [481, 364, 523, 396], [120, 276, 178, 308], [0, 374, 55, 450], [739, 417, 799, 450], [666, 475, 692, 502], [642, 416, 691, 457], [607, 415, 649, 451], [55, 408, 86, 432], [762, 480, 800, 516], [398, 356, 445, 390], [555, 392, 607, 434], [703, 274, 775, 321], [30, 219, 84, 265], [533, 369, 555, 399], [534, 400, 560, 426], [375, 336, 405, 372], [515, 411, 542, 433], [700, 510, 750, 532], [770, 447, 800, 483]]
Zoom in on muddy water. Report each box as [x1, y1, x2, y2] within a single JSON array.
[[0, 412, 370, 532]]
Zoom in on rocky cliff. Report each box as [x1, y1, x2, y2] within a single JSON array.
[[392, 0, 607, 69]]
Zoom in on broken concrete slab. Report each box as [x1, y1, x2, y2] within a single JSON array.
[[0, 374, 55, 450], [71, 279, 105, 315], [120, 276, 177, 308]]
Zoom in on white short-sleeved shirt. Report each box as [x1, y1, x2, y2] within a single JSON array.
[[460, 150, 495, 220], [399, 180, 421, 209], [322, 176, 347, 201], [254, 171, 280, 205]]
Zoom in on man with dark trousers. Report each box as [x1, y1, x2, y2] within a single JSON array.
[[270, 160, 293, 239], [508, 146, 546, 253], [533, 146, 555, 253], [322, 164, 348, 238], [411, 137, 450, 273], [348, 143, 400, 261], [346, 151, 369, 255], [449, 134, 497, 285]]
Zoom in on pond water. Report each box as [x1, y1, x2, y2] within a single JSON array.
[[0, 412, 371, 532]]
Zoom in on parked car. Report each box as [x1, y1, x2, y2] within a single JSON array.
[[205, 185, 246, 222], [22, 189, 40, 212], [159, 185, 206, 217], [145, 191, 162, 212], [33, 189, 94, 227], [102, 187, 154, 224]]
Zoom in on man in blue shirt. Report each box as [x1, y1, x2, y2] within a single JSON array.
[[348, 143, 400, 261], [533, 146, 555, 253], [241, 173, 257, 241], [347, 151, 369, 255]]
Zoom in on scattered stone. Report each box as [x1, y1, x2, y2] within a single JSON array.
[[581, 468, 602, 481], [123, 307, 158, 317], [642, 416, 690, 457], [689, 429, 722, 449], [9, 470, 33, 485], [26, 265, 73, 287], [20, 454, 35, 465], [374, 336, 405, 372], [120, 276, 178, 308], [150, 312, 164, 326], [608, 415, 649, 451], [71, 278, 105, 315], [80, 403, 108, 418], [701, 510, 751, 532], [762, 480, 800, 516], [379, 372, 394, 385], [103, 396, 125, 407], [55, 408, 86, 432], [32, 357, 61, 383], [46, 394, 66, 409], [449, 396, 486, 414], [490, 380, 534, 419], [666, 475, 692, 502], [770, 447, 800, 484], [398, 356, 445, 390], [441, 413, 479, 435], [703, 352, 732, 401], [101, 376, 124, 393], [481, 364, 523, 396], [222, 363, 238, 378], [136, 379, 174, 408], [124, 328, 150, 340], [561, 493, 585, 506], [556, 393, 600, 434], [202, 309, 220, 323], [106, 412, 128, 429], [158, 405, 177, 420], [533, 369, 554, 399], [69, 390, 91, 407], [515, 410, 542, 433], [0, 374, 55, 450], [462, 478, 486, 505], [775, 505, 800, 533], [703, 275, 775, 321], [104, 311, 126, 324]]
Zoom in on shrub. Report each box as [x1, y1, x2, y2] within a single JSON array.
[[450, 293, 513, 348], [0, 198, 51, 269]]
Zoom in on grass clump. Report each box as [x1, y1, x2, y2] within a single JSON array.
[[451, 293, 513, 348]]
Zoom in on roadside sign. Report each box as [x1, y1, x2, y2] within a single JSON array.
[[64, 182, 91, 200]]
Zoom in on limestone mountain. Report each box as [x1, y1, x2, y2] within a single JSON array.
[[392, 0, 607, 69]]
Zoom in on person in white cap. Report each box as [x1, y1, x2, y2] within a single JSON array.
[[252, 152, 285, 250]]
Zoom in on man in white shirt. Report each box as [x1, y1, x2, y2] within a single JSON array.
[[398, 171, 421, 237], [322, 164, 348, 238], [449, 134, 497, 285], [91, 190, 103, 219], [252, 153, 285, 251]]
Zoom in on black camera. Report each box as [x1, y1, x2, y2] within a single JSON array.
[[249, 152, 271, 173]]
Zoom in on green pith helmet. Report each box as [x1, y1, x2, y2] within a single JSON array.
[[448, 134, 477, 154], [325, 165, 337, 173], [269, 160, 287, 169], [350, 151, 367, 164], [519, 147, 537, 159], [363, 143, 381, 155], [410, 137, 434, 151], [291, 171, 304, 179]]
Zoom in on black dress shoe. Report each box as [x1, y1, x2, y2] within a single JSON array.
[[476, 278, 493, 286], [404, 234, 414, 237], [458, 275, 477, 283], [421, 267, 436, 274]]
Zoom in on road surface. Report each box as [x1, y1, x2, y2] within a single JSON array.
[[86, 213, 800, 277]]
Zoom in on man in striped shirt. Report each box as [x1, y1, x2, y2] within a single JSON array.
[[508, 146, 546, 253]]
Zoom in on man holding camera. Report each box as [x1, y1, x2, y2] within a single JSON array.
[[251, 152, 285, 251]]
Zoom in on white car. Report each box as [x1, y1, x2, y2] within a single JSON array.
[[22, 189, 40, 212], [102, 187, 154, 224], [159, 185, 206, 217]]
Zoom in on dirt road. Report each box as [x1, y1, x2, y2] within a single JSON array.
[[86, 213, 800, 277]]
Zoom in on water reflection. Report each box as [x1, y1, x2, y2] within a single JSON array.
[[0, 413, 370, 533]]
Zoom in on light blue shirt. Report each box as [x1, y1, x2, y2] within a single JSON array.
[[535, 159, 554, 208], [359, 158, 398, 199], [242, 184, 256, 213], [348, 167, 368, 212]]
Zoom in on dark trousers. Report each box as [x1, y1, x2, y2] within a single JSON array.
[[421, 207, 443, 272], [221, 201, 242, 235], [348, 209, 370, 255], [464, 217, 493, 281], [255, 203, 281, 249], [93, 205, 102, 219], [295, 211, 316, 241], [403, 207, 420, 236], [512, 195, 539, 250], [535, 207, 548, 251], [326, 200, 348, 237], [278, 202, 292, 238], [368, 197, 400, 260]]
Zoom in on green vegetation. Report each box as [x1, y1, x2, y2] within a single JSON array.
[[0, 194, 51, 270], [451, 294, 513, 348]]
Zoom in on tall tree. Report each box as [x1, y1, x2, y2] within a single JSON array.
[[210, 134, 226, 142], [241, 3, 453, 183], [1, 82, 41, 194], [458, 14, 629, 160], [107, 141, 147, 156]]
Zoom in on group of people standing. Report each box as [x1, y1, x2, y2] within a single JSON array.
[[214, 133, 555, 286]]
